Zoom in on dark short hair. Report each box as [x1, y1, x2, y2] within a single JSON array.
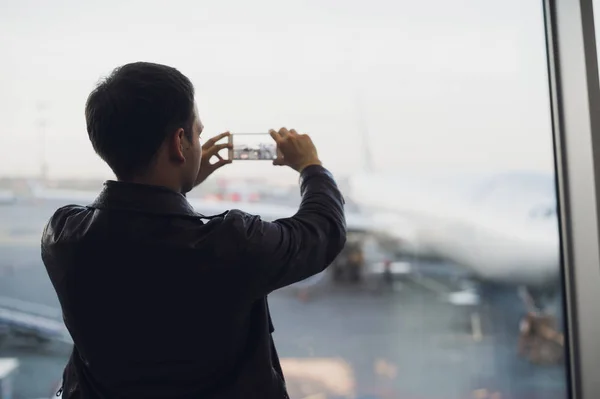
[[85, 62, 195, 179]]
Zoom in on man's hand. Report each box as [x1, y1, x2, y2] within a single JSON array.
[[269, 127, 322, 173], [195, 131, 232, 186]]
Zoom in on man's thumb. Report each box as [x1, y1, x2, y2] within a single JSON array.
[[273, 157, 285, 166]]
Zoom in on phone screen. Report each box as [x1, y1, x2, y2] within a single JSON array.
[[228, 133, 277, 161]]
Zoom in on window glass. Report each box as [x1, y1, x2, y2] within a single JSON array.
[[0, 1, 569, 398]]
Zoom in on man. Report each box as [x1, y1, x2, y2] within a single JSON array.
[[42, 62, 347, 399]]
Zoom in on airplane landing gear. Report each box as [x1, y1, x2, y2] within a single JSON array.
[[517, 286, 564, 365], [330, 239, 364, 284]]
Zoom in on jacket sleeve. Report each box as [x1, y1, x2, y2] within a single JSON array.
[[226, 165, 347, 297]]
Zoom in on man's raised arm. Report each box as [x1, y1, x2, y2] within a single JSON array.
[[224, 128, 347, 297]]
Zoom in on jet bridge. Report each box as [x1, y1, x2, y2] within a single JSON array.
[[0, 358, 18, 399], [0, 297, 71, 347]]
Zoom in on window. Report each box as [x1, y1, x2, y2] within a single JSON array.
[[0, 1, 573, 398]]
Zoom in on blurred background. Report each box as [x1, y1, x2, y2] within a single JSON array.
[[0, 0, 577, 398]]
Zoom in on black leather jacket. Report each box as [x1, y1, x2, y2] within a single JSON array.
[[41, 165, 347, 399]]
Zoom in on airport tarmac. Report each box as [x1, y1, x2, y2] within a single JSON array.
[[0, 200, 570, 399]]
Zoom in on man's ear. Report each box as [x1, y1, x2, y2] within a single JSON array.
[[168, 128, 187, 163]]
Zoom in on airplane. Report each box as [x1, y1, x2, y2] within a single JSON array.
[[345, 106, 561, 319], [344, 170, 560, 306]]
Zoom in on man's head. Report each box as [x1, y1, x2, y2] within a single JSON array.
[[85, 62, 202, 193]]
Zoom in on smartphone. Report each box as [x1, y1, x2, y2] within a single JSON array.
[[228, 133, 278, 161]]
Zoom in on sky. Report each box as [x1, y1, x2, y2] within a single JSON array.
[[0, 0, 558, 180]]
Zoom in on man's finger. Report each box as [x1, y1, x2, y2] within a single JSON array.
[[203, 131, 230, 148], [289, 129, 298, 136], [269, 129, 282, 144], [278, 127, 289, 138], [205, 143, 231, 156], [212, 158, 232, 169], [273, 157, 285, 166]]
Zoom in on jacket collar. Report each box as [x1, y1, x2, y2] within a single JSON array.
[[89, 180, 198, 217]]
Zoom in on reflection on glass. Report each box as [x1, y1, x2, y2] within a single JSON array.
[[0, 0, 568, 398]]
